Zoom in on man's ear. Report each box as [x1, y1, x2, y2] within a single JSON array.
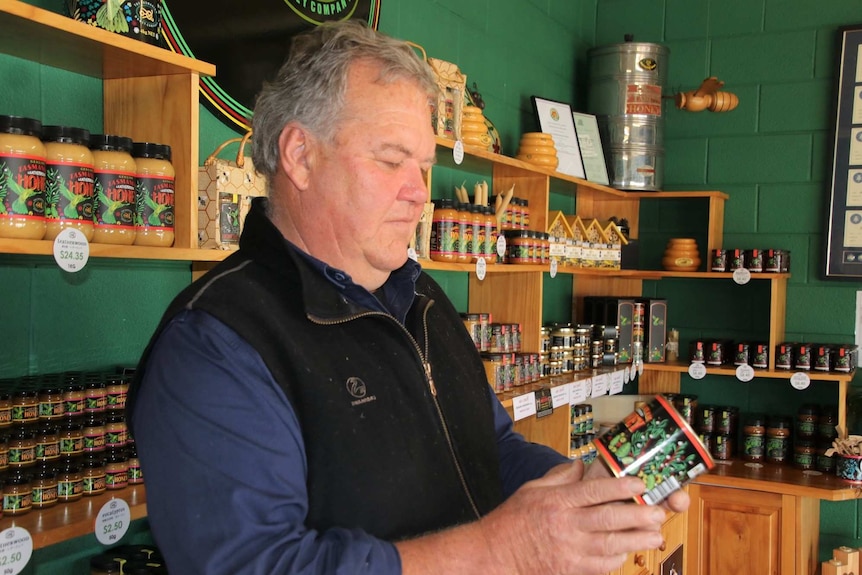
[[278, 124, 314, 191]]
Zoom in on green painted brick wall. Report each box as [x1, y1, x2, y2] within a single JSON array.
[[596, 0, 862, 551]]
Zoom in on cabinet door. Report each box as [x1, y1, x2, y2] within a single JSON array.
[[687, 484, 791, 575], [655, 511, 686, 574], [619, 550, 652, 575]]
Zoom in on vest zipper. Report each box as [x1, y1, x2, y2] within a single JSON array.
[[308, 302, 481, 519]]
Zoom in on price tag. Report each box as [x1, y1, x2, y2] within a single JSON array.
[[512, 392, 537, 421], [609, 370, 625, 395], [736, 364, 755, 382], [453, 140, 464, 165], [637, 361, 644, 377], [549, 258, 558, 278], [475, 257, 487, 280], [732, 267, 751, 285], [407, 247, 418, 262], [570, 379, 588, 404], [688, 362, 707, 380], [790, 371, 811, 390], [625, 365, 632, 383], [52, 227, 90, 273], [496, 235, 506, 258], [0, 527, 32, 575], [95, 498, 131, 545], [551, 383, 570, 408], [591, 374, 609, 397]]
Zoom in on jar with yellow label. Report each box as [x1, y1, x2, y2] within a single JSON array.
[[105, 376, 128, 411], [12, 389, 38, 425], [83, 413, 106, 453], [90, 134, 137, 245], [59, 418, 84, 457], [35, 422, 60, 462], [127, 441, 143, 485], [8, 426, 36, 469], [0, 115, 47, 240], [0, 393, 11, 428], [104, 448, 128, 490], [42, 125, 95, 241], [132, 142, 175, 247], [106, 412, 128, 448]]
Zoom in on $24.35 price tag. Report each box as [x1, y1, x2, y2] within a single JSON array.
[[52, 227, 90, 273]]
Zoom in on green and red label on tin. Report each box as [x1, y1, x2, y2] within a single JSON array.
[[593, 394, 715, 505]]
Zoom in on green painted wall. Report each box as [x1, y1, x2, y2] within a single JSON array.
[[5, 0, 862, 569]]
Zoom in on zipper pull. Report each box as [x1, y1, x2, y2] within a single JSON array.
[[423, 361, 437, 396]]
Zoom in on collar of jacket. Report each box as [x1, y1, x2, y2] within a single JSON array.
[[238, 197, 430, 324]]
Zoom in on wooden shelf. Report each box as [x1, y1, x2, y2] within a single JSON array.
[[1, 485, 146, 549], [693, 459, 862, 502], [643, 361, 854, 383], [0, 0, 215, 78], [0, 238, 232, 262]]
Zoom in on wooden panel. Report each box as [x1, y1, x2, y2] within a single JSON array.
[[768, 276, 787, 370], [511, 401, 570, 456], [795, 495, 820, 575], [104, 74, 201, 249], [575, 187, 641, 238], [707, 194, 725, 253], [470, 272, 543, 353], [693, 484, 783, 575], [493, 164, 550, 231], [657, 510, 687, 569], [619, 552, 652, 575], [638, 369, 681, 395]]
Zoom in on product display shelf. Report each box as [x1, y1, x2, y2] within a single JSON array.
[[0, 485, 146, 549], [0, 0, 225, 263]]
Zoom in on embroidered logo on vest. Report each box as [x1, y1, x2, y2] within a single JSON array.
[[346, 377, 377, 406]]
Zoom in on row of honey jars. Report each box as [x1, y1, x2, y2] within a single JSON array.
[[502, 229, 551, 264], [499, 197, 531, 230], [483, 352, 541, 393], [462, 313, 522, 353], [710, 248, 790, 273], [429, 199, 497, 263], [0, 115, 175, 247]]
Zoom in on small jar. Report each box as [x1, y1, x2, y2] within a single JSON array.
[[105, 376, 129, 411], [796, 404, 819, 440], [794, 343, 812, 370], [81, 454, 106, 496], [105, 412, 128, 448], [42, 125, 95, 241], [429, 198, 458, 262], [818, 406, 838, 440], [480, 205, 497, 263], [742, 414, 766, 463], [455, 202, 471, 264], [63, 383, 85, 418], [0, 393, 11, 428], [133, 142, 175, 247], [59, 419, 84, 457], [104, 448, 129, 490], [0, 432, 8, 472], [83, 413, 106, 453], [8, 425, 36, 468], [696, 405, 716, 433], [712, 434, 733, 460], [504, 229, 531, 264], [710, 249, 728, 272], [127, 442, 143, 485], [38, 385, 66, 420], [793, 439, 816, 470], [716, 405, 739, 436], [90, 134, 137, 245], [0, 115, 47, 240], [11, 389, 39, 425], [85, 380, 107, 414], [35, 422, 60, 462], [56, 456, 84, 503], [31, 463, 59, 509], [766, 416, 792, 464], [2, 469, 32, 515]]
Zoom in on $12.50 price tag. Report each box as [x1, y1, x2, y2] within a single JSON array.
[[0, 527, 33, 575], [96, 498, 131, 545]]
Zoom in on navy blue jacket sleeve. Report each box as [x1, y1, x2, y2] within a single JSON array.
[[133, 309, 401, 575]]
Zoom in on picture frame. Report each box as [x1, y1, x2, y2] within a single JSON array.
[[572, 111, 610, 185], [530, 96, 586, 179], [825, 23, 862, 278]]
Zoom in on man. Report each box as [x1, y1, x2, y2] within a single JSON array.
[[129, 20, 687, 575]]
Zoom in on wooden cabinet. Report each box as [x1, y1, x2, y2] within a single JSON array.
[[612, 510, 685, 575]]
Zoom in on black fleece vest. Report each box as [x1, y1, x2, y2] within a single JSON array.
[[129, 199, 504, 540]]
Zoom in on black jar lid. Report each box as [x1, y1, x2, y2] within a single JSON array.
[[42, 125, 91, 146], [132, 142, 171, 161], [62, 418, 83, 431], [0, 115, 42, 137], [82, 454, 105, 468], [89, 554, 123, 573], [105, 448, 127, 463], [58, 456, 81, 473], [89, 134, 133, 153], [13, 389, 37, 399], [9, 426, 35, 440], [86, 380, 106, 390], [768, 415, 792, 429]]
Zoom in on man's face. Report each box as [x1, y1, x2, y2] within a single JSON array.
[[306, 60, 436, 288]]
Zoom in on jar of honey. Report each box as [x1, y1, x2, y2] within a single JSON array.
[[0, 115, 47, 240], [132, 142, 175, 247], [42, 125, 95, 241]]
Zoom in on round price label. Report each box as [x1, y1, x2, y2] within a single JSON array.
[[0, 527, 33, 575], [688, 362, 707, 380], [549, 258, 558, 278], [732, 267, 751, 285], [95, 498, 131, 545], [735, 364, 755, 382], [475, 257, 487, 281], [407, 247, 418, 262], [52, 227, 90, 273], [637, 361, 644, 377], [496, 234, 506, 258], [453, 141, 465, 165], [790, 371, 811, 390], [625, 365, 632, 383]]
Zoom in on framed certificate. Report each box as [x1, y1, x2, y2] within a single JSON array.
[[825, 23, 862, 278], [572, 112, 610, 185], [531, 96, 586, 179]]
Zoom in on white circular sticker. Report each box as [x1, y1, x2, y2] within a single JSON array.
[[790, 371, 811, 390], [496, 234, 506, 258], [53, 227, 90, 273], [735, 364, 755, 382], [637, 361, 644, 376], [625, 365, 632, 383], [688, 362, 707, 380], [732, 267, 751, 285], [453, 141, 465, 165], [95, 498, 131, 545], [475, 257, 487, 281], [0, 527, 33, 575], [549, 258, 558, 278], [407, 247, 418, 262]]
